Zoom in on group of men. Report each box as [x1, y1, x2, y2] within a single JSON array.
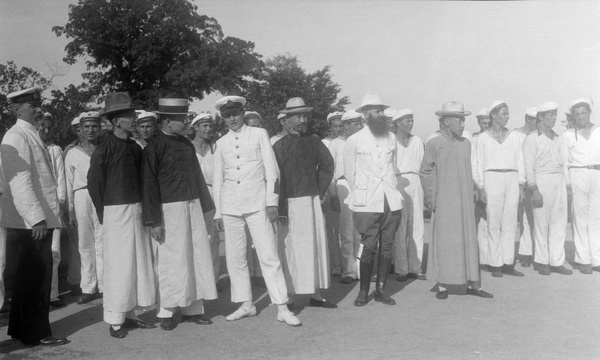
[[0, 85, 598, 348]]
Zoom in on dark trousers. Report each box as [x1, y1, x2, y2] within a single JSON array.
[[353, 198, 401, 264], [7, 229, 54, 345]]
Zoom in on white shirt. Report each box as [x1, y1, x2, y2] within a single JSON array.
[[475, 130, 526, 188], [213, 125, 279, 218], [47, 143, 66, 206], [561, 125, 600, 185], [344, 127, 403, 213], [523, 132, 565, 187], [64, 146, 91, 215], [396, 135, 424, 175], [270, 134, 283, 146]]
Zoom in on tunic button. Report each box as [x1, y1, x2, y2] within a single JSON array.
[[237, 181, 240, 184], [235, 137, 238, 140], [237, 155, 240, 159], [236, 145, 239, 149], [237, 167, 240, 170]]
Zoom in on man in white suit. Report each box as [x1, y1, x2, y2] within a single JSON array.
[[0, 86, 68, 346]]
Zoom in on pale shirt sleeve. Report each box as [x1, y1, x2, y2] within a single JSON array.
[[64, 151, 76, 216], [517, 137, 526, 185], [212, 139, 224, 220], [328, 140, 343, 197], [392, 138, 400, 177], [470, 136, 479, 185], [343, 137, 357, 190], [259, 129, 280, 208], [475, 135, 486, 189], [50, 146, 66, 206], [522, 134, 537, 187], [561, 134, 571, 186], [0, 132, 46, 226]]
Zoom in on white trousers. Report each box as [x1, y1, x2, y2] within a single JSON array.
[[476, 202, 491, 265], [0, 226, 6, 309], [393, 174, 424, 275], [75, 190, 103, 294], [570, 168, 600, 266], [533, 174, 567, 266], [485, 172, 519, 267], [204, 208, 221, 281], [517, 191, 534, 256], [324, 192, 342, 274], [223, 210, 288, 304], [336, 180, 361, 278], [50, 229, 61, 300], [246, 226, 263, 278]]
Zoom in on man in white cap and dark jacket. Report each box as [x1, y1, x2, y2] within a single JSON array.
[[142, 98, 217, 330], [273, 97, 336, 309], [561, 98, 600, 274], [88, 93, 157, 338], [1, 86, 69, 346], [345, 93, 403, 307], [212, 96, 300, 326]]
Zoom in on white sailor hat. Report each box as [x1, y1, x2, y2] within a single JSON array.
[[137, 111, 157, 124], [489, 100, 507, 114], [569, 98, 592, 112], [277, 113, 287, 120], [537, 102, 558, 114], [525, 107, 538, 118], [243, 111, 261, 121], [44, 112, 53, 119], [191, 113, 212, 126], [392, 109, 413, 121], [215, 96, 246, 112], [7, 86, 43, 103], [341, 109, 363, 122], [383, 108, 397, 119], [327, 111, 343, 122], [71, 116, 81, 127], [476, 108, 489, 120], [79, 111, 101, 123]]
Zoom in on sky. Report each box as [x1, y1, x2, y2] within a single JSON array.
[[1, 0, 599, 139]]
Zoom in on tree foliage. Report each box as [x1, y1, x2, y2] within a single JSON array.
[[238, 54, 349, 137], [52, 0, 263, 109]]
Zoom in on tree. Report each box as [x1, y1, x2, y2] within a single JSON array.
[[238, 54, 349, 137], [52, 0, 263, 109], [0, 61, 52, 140]]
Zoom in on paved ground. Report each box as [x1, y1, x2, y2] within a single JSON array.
[[1, 223, 599, 360]]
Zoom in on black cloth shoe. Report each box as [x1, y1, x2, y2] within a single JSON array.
[[50, 299, 66, 308], [395, 274, 408, 282], [579, 264, 593, 274], [521, 256, 532, 268], [181, 314, 213, 325], [354, 290, 369, 307], [538, 264, 551, 276], [550, 265, 573, 275], [593, 266, 600, 273], [466, 288, 494, 298], [308, 298, 337, 309], [502, 265, 524, 277], [340, 276, 355, 284], [436, 290, 448, 300], [490, 266, 503, 277], [123, 318, 156, 329], [480, 264, 491, 272], [109, 325, 127, 339], [160, 317, 176, 331], [77, 292, 99, 304], [374, 290, 396, 305], [39, 336, 70, 346]]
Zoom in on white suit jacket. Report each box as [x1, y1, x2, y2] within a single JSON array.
[[213, 124, 279, 218], [0, 119, 61, 229], [344, 127, 403, 213]]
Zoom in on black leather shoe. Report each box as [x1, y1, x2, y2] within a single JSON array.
[[550, 265, 573, 275], [395, 274, 408, 282], [436, 290, 448, 300], [466, 288, 493, 298], [181, 314, 213, 325], [491, 270, 503, 277], [354, 290, 369, 307], [123, 318, 156, 329], [109, 325, 127, 339], [160, 317, 176, 331], [50, 299, 66, 308], [374, 290, 396, 305], [538, 264, 551, 276], [521, 256, 532, 268], [309, 298, 337, 309], [593, 266, 600, 273], [479, 264, 490, 272], [77, 292, 99, 304], [502, 266, 525, 277], [340, 276, 354, 284], [40, 336, 70, 346]]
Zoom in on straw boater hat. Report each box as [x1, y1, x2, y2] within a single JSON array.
[[525, 107, 538, 119], [215, 96, 246, 113], [243, 111, 262, 121], [392, 109, 413, 122], [476, 108, 489, 120], [569, 98, 592, 112], [155, 98, 189, 115], [279, 97, 313, 115], [7, 86, 43, 103], [327, 111, 343, 122], [79, 111, 101, 124], [488, 100, 507, 114], [136, 111, 157, 124], [191, 113, 212, 127], [100, 92, 140, 117], [341, 109, 363, 122], [537, 102, 558, 114], [435, 101, 471, 117], [356, 93, 389, 113]]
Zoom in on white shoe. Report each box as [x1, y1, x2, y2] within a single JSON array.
[[277, 309, 302, 327], [226, 306, 257, 321]]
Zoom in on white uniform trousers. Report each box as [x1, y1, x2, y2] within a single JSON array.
[[0, 226, 6, 309], [204, 208, 221, 281], [50, 229, 61, 300], [156, 199, 217, 318], [485, 172, 520, 267], [570, 168, 600, 266], [476, 202, 491, 265], [517, 191, 534, 256], [223, 209, 288, 304], [74, 189, 103, 294], [533, 174, 567, 266], [336, 180, 361, 279], [246, 226, 263, 278], [103, 203, 156, 325], [324, 192, 342, 274], [393, 174, 424, 275]]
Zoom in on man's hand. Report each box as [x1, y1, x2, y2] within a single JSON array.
[[214, 218, 224, 232], [479, 188, 488, 204], [151, 224, 165, 243], [69, 212, 77, 228], [474, 189, 481, 203], [567, 186, 573, 203], [330, 197, 341, 212], [278, 216, 289, 225], [519, 185, 525, 203], [32, 220, 48, 241], [531, 189, 544, 208], [266, 206, 279, 223]]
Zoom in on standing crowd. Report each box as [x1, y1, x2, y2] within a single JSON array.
[[0, 86, 598, 347]]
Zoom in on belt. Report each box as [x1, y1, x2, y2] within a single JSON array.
[[399, 172, 419, 176], [486, 169, 517, 173], [569, 165, 600, 170]]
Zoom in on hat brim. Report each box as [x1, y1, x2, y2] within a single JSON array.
[[279, 107, 313, 115], [356, 104, 390, 114], [435, 110, 471, 117], [99, 105, 141, 117], [155, 111, 189, 115]]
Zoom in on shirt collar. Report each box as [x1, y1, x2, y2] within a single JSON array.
[[231, 124, 247, 134], [16, 118, 38, 133]]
